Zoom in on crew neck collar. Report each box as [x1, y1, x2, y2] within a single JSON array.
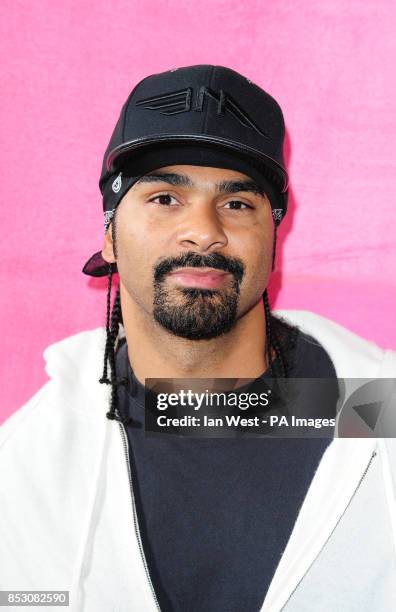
[[115, 335, 289, 412]]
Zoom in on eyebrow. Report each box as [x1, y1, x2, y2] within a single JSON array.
[[135, 172, 267, 197]]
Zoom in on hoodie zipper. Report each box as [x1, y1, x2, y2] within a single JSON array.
[[277, 447, 378, 611], [118, 422, 162, 612]]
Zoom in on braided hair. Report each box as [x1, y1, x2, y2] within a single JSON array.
[[99, 266, 131, 424]]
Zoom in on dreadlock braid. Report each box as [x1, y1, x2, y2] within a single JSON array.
[[263, 289, 273, 375], [271, 226, 278, 272], [265, 224, 285, 376], [99, 264, 131, 425], [263, 289, 287, 378], [99, 265, 113, 385]]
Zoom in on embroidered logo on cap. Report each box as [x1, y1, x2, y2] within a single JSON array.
[[112, 173, 122, 193], [135, 87, 269, 138]]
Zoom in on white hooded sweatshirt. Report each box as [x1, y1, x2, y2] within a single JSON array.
[[1, 309, 396, 612]]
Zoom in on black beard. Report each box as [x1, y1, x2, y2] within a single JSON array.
[[152, 252, 245, 340], [153, 282, 240, 340]]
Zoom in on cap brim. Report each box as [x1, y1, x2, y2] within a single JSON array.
[[82, 251, 117, 277], [106, 134, 288, 192]]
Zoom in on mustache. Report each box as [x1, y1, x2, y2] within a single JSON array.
[[153, 252, 245, 284]]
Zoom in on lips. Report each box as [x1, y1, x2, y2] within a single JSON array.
[[168, 267, 231, 289]]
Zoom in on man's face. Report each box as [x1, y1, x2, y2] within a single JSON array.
[[102, 164, 274, 340]]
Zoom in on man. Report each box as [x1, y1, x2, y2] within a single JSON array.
[[1, 65, 396, 612]]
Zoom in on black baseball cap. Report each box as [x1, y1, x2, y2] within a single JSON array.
[[83, 64, 289, 277]]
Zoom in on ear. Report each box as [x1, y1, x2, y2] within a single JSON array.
[[101, 222, 116, 264]]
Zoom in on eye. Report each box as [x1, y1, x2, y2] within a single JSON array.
[[223, 200, 253, 210], [148, 193, 179, 206]]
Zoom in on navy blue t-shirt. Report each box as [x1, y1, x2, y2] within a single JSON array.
[[116, 327, 337, 612]]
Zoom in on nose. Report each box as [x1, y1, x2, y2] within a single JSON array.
[[176, 204, 228, 252]]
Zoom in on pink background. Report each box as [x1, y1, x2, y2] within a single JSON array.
[[1, 1, 395, 423]]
